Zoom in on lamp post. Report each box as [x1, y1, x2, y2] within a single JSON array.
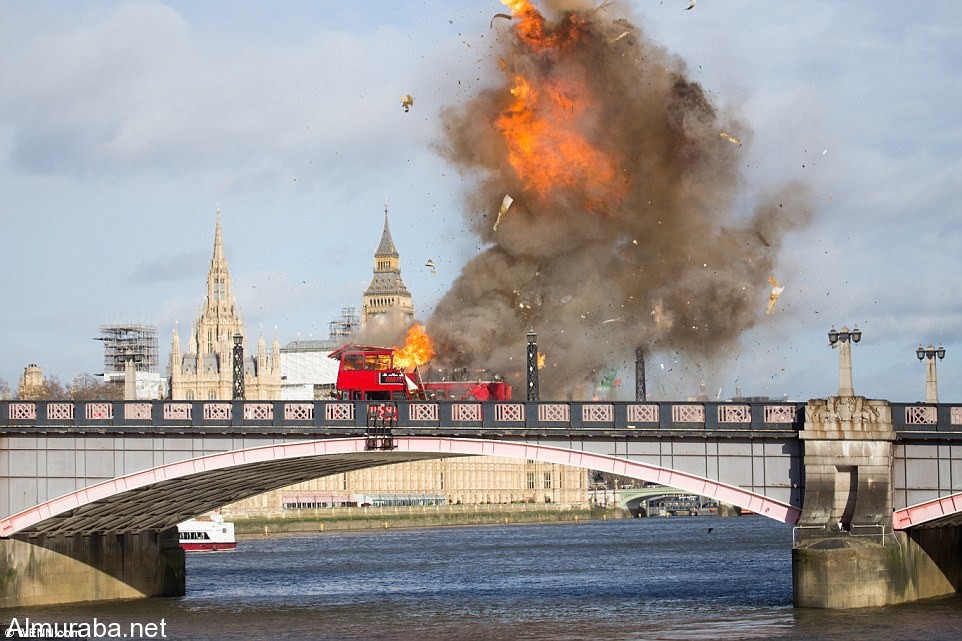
[[115, 350, 144, 400], [828, 325, 861, 397], [635, 346, 647, 402], [916, 344, 946, 403], [232, 333, 245, 400], [526, 329, 540, 402]]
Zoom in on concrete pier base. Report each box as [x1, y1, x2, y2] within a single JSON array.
[[793, 527, 962, 608], [0, 528, 185, 608]]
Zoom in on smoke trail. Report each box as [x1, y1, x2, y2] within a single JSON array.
[[428, 0, 811, 399]]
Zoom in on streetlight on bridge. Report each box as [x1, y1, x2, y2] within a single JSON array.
[[828, 325, 861, 397], [526, 329, 540, 402], [916, 344, 946, 403], [232, 333, 245, 401]]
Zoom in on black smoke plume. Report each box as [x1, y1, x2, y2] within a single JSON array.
[[428, 0, 810, 399]]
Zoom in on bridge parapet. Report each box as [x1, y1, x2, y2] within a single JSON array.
[[0, 400, 805, 433], [889, 402, 962, 437]]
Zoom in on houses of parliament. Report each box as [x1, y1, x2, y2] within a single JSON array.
[[167, 207, 588, 515]]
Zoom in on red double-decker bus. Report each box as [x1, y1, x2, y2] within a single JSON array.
[[329, 344, 512, 401]]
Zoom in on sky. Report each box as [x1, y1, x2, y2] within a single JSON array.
[[1, 1, 960, 403]]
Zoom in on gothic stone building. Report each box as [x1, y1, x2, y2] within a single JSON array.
[[168, 211, 281, 401]]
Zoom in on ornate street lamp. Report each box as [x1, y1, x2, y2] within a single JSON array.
[[232, 333, 245, 400], [916, 343, 946, 403], [526, 329, 540, 402], [828, 325, 861, 397]]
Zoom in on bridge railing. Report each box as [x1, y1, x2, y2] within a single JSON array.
[[890, 403, 962, 435], [0, 400, 805, 432]]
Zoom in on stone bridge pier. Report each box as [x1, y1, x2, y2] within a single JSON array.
[[0, 529, 184, 608], [793, 396, 962, 608]]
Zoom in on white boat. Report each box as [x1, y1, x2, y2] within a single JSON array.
[[177, 513, 236, 552]]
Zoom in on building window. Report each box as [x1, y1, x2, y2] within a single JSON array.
[[439, 471, 445, 490], [543, 472, 552, 489], [526, 472, 535, 490]]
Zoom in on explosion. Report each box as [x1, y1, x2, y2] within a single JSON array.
[[393, 323, 436, 369], [428, 0, 810, 399]]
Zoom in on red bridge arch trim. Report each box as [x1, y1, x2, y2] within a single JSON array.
[[893, 491, 962, 530], [0, 437, 800, 536]]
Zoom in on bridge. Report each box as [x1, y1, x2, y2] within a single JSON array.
[[1, 396, 961, 609]]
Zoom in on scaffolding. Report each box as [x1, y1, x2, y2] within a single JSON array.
[[328, 307, 360, 341], [97, 324, 159, 373]]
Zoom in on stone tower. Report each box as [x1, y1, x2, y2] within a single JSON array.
[[168, 210, 281, 400], [361, 202, 414, 328]]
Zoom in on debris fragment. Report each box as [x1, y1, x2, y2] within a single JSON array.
[[401, 94, 414, 112], [560, 295, 573, 304], [609, 31, 630, 44], [766, 275, 785, 315], [425, 259, 436, 268], [686, 0, 696, 10], [602, 318, 625, 324], [493, 194, 513, 231], [490, 13, 512, 28], [719, 132, 741, 146]]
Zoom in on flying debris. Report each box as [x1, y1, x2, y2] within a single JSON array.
[[609, 31, 630, 44], [425, 259, 436, 268], [493, 194, 513, 231], [686, 0, 697, 9], [401, 94, 414, 112], [602, 318, 625, 324], [720, 132, 741, 146], [490, 12, 512, 28], [766, 275, 785, 315]]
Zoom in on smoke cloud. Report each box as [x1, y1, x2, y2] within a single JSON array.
[[427, 0, 811, 399]]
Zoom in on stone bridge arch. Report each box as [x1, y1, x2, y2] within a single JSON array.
[[1, 437, 799, 537]]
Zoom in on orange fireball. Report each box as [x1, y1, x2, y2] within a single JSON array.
[[497, 0, 625, 210], [394, 323, 435, 369]]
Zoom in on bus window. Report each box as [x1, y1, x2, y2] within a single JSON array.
[[364, 353, 392, 371], [342, 354, 363, 371]]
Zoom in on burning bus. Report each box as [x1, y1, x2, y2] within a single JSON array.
[[329, 344, 513, 401], [328, 324, 513, 401]]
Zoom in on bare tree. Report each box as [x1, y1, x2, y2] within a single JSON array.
[[70, 373, 122, 401]]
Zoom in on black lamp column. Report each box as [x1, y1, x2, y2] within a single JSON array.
[[526, 329, 540, 402], [232, 333, 245, 401], [635, 346, 647, 402]]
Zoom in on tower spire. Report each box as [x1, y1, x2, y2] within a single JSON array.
[[213, 207, 224, 261], [376, 200, 398, 258]]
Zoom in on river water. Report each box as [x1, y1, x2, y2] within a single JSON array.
[[6, 517, 962, 640]]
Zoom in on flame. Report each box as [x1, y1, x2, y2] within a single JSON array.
[[496, 0, 625, 210], [537, 352, 546, 370], [393, 323, 435, 369]]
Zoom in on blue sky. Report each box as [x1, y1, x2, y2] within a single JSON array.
[[1, 1, 960, 402]]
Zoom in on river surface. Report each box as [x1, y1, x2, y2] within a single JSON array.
[[6, 517, 962, 640]]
